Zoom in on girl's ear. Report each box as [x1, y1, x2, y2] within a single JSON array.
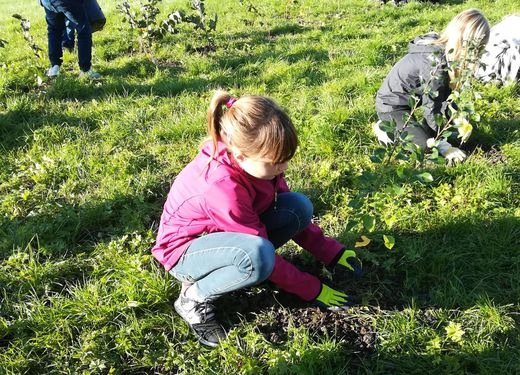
[[231, 147, 246, 162]]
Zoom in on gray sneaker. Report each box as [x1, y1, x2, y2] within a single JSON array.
[[174, 296, 227, 347], [79, 69, 102, 80], [47, 64, 60, 77]]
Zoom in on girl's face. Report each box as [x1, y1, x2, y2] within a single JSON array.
[[235, 153, 289, 180]]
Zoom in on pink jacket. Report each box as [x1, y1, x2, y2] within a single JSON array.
[[152, 140, 344, 301]]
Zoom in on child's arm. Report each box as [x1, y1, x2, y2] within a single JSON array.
[[270, 253, 355, 307], [277, 177, 344, 265]]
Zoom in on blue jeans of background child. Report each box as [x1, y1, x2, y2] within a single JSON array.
[[41, 0, 92, 72], [169, 192, 313, 302]]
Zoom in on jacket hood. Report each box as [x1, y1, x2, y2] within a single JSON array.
[[408, 32, 443, 54]]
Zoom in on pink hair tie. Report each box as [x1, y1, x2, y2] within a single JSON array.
[[225, 97, 237, 109]]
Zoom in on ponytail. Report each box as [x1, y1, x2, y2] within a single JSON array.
[[207, 89, 234, 159], [204, 89, 298, 165]]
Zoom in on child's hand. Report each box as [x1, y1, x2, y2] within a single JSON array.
[[314, 284, 354, 310], [437, 140, 466, 163], [372, 121, 394, 145], [327, 249, 363, 284], [335, 249, 363, 277]]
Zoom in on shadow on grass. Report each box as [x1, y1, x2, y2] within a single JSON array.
[[0, 106, 101, 153], [360, 343, 520, 374], [459, 118, 520, 156], [36, 22, 333, 101], [263, 342, 520, 374], [353, 215, 520, 310]]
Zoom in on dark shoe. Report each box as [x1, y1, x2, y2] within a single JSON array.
[[174, 296, 227, 347]]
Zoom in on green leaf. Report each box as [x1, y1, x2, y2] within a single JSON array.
[[370, 148, 386, 163], [395, 151, 410, 161], [383, 234, 395, 249], [348, 198, 362, 209], [379, 121, 395, 133], [415, 172, 433, 183], [362, 214, 375, 232], [428, 148, 439, 160], [384, 184, 405, 196], [396, 165, 407, 179], [384, 216, 397, 228]]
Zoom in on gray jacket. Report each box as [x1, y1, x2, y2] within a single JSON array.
[[376, 33, 450, 132]]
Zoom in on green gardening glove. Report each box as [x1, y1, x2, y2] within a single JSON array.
[[313, 283, 354, 310], [328, 249, 363, 280]]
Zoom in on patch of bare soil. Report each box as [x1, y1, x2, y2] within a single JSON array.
[[254, 306, 376, 352], [460, 144, 507, 165], [483, 146, 507, 165], [218, 287, 376, 352]]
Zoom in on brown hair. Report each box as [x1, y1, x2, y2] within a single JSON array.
[[206, 89, 298, 163]]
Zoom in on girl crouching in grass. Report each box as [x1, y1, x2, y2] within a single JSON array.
[[373, 8, 490, 162], [152, 90, 362, 347]]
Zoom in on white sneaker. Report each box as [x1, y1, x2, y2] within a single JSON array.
[[79, 69, 102, 80], [47, 65, 60, 77]]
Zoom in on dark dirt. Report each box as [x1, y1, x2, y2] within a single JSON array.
[[218, 286, 377, 353], [460, 144, 508, 165], [482, 146, 508, 165], [254, 306, 377, 351]]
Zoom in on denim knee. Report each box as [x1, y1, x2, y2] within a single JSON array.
[[291, 192, 313, 229], [247, 237, 275, 283]]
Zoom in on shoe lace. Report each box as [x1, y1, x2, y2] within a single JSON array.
[[194, 301, 216, 323]]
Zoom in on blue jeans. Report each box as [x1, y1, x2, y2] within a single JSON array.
[[42, 0, 92, 72], [62, 19, 75, 50], [169, 192, 313, 302]]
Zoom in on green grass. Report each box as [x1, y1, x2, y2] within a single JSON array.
[[1, 0, 519, 373]]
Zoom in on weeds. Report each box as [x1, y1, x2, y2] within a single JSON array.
[[0, 0, 519, 373], [117, 0, 217, 55]]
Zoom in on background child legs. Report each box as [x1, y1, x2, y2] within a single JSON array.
[[169, 232, 275, 302]]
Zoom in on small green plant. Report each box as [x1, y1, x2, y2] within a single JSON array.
[[11, 14, 45, 85], [12, 14, 44, 60], [117, 0, 183, 53], [183, 0, 218, 53], [117, 0, 218, 55], [238, 0, 264, 26]]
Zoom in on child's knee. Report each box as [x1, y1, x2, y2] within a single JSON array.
[[292, 192, 313, 227], [249, 239, 275, 282]]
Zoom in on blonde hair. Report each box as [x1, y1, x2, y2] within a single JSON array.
[[206, 90, 298, 163], [435, 9, 490, 64]]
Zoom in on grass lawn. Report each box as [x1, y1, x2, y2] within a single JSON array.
[[0, 0, 519, 373]]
